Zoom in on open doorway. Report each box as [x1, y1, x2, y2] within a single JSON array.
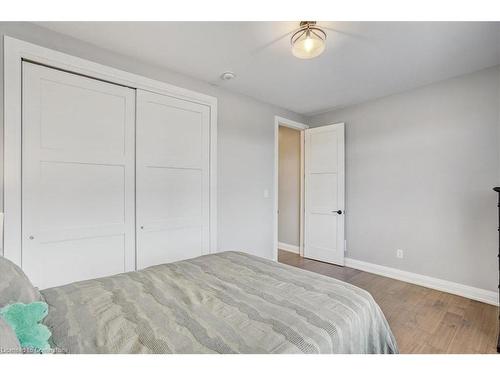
[[278, 126, 302, 255], [273, 116, 308, 261], [274, 117, 346, 266]]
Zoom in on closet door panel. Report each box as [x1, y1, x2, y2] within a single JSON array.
[[139, 227, 203, 268], [136, 90, 210, 269], [139, 104, 203, 168], [39, 162, 125, 230], [26, 236, 126, 290], [22, 62, 136, 289], [39, 77, 127, 153], [140, 167, 202, 220]]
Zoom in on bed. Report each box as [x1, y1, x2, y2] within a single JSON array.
[[36, 251, 398, 354]]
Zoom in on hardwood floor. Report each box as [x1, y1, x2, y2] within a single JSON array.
[[278, 250, 499, 354]]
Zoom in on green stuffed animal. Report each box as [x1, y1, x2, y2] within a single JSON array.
[[0, 301, 52, 353]]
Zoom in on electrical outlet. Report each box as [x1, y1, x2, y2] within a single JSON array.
[[396, 249, 404, 259]]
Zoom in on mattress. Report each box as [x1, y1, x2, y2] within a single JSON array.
[[40, 251, 398, 354]]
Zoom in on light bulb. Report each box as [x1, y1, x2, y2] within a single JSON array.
[[304, 37, 314, 52]]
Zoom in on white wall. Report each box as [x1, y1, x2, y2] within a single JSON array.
[[307, 66, 500, 292], [0, 22, 306, 260], [278, 126, 301, 247]]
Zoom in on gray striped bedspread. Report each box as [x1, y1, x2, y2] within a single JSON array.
[[40, 251, 398, 354]]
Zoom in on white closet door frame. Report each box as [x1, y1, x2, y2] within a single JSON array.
[[3, 36, 218, 266]]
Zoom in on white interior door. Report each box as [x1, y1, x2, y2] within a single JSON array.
[[136, 90, 210, 269], [304, 123, 345, 265], [22, 62, 136, 289]]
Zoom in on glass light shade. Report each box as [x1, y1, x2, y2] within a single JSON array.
[[291, 27, 326, 59]]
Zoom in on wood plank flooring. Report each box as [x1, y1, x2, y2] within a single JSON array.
[[278, 250, 499, 354]]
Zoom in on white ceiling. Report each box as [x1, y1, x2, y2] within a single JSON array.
[[36, 22, 500, 115]]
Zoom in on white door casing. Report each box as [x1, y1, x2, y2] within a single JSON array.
[[136, 90, 210, 269], [304, 123, 345, 265], [22, 62, 136, 288]]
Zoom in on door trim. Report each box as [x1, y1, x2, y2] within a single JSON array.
[[273, 116, 309, 261], [3, 36, 218, 266]]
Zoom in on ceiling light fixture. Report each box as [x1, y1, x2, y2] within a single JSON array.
[[291, 21, 326, 59]]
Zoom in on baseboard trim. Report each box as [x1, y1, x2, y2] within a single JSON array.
[[345, 257, 499, 306], [278, 242, 300, 254]]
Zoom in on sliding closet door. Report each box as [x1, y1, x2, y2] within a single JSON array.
[[136, 90, 210, 269], [22, 62, 136, 289]]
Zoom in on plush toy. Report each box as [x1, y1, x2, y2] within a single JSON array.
[[0, 301, 51, 353]]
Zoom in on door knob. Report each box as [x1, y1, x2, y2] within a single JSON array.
[[333, 210, 342, 215]]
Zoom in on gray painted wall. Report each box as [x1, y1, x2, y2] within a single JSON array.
[[307, 66, 500, 292], [2, 22, 499, 293], [0, 22, 306, 260], [278, 126, 301, 247]]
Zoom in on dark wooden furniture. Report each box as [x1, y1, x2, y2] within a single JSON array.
[[494, 187, 500, 353]]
